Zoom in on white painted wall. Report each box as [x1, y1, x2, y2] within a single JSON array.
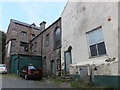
[[61, 1, 118, 75]]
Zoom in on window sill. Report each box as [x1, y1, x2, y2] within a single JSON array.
[[45, 45, 49, 47], [89, 54, 108, 59]]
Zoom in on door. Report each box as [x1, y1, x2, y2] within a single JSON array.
[[43, 57, 46, 70], [80, 66, 89, 83], [51, 60, 55, 75], [64, 51, 72, 73]]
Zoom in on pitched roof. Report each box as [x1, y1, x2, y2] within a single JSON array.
[[30, 17, 61, 42], [11, 19, 40, 30]]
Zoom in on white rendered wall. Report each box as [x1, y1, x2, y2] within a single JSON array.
[[61, 2, 118, 75]]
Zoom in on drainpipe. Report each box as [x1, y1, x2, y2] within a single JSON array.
[[41, 34, 43, 68], [29, 26, 32, 60], [90, 67, 93, 84], [8, 40, 12, 73], [60, 18, 62, 76], [17, 55, 20, 74], [59, 48, 61, 76]]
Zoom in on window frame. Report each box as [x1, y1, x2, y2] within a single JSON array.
[[86, 26, 107, 58], [31, 43, 34, 53], [57, 59, 60, 70], [89, 41, 106, 57], [54, 27, 61, 49], [45, 34, 50, 46], [34, 42, 37, 52], [20, 41, 29, 52], [21, 31, 27, 37], [43, 56, 47, 70]]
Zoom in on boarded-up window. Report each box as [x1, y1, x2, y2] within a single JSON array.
[[87, 27, 106, 57]]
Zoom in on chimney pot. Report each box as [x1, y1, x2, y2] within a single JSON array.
[[40, 21, 46, 31]]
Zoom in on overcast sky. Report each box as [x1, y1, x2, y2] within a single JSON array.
[[0, 1, 67, 32]]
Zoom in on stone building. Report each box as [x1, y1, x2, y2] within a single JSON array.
[[5, 18, 61, 75], [61, 1, 119, 87], [30, 18, 61, 76], [5, 19, 45, 72]]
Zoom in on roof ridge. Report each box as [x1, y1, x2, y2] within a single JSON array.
[[11, 19, 40, 30]]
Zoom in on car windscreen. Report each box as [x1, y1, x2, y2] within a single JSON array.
[[0, 64, 6, 67], [28, 66, 36, 70]]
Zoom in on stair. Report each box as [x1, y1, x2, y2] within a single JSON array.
[[60, 74, 72, 82]]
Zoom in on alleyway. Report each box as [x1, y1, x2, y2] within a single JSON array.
[[2, 74, 71, 88]]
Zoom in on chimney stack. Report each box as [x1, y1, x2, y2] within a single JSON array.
[[40, 21, 46, 31]]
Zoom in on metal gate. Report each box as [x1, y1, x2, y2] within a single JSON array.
[[10, 54, 42, 74]]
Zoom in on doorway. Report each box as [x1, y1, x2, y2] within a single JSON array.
[[51, 60, 55, 75], [64, 51, 72, 73], [80, 66, 89, 83]]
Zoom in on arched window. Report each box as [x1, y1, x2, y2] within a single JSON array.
[[54, 27, 61, 48]]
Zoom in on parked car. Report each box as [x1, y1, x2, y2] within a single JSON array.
[[0, 64, 7, 74], [19, 64, 43, 80]]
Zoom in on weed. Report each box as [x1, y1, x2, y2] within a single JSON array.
[[47, 76, 116, 88], [2, 74, 19, 77]]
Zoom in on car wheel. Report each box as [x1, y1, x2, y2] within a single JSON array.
[[20, 74, 22, 77], [38, 77, 42, 80], [18, 72, 21, 76], [24, 74, 28, 80]]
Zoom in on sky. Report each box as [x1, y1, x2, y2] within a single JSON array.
[[0, 0, 67, 32]]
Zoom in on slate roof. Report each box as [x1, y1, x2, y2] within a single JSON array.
[[11, 19, 40, 30]]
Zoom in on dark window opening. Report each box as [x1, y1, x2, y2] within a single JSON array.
[[32, 34, 35, 39], [34, 42, 37, 52], [54, 28, 61, 49], [57, 59, 60, 70], [21, 31, 27, 36], [90, 45, 97, 56], [20, 42, 29, 52], [97, 42, 106, 55], [45, 34, 49, 46], [31, 44, 34, 52], [90, 42, 106, 57], [43, 57, 46, 70]]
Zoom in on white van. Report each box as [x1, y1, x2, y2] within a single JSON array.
[[0, 64, 7, 74]]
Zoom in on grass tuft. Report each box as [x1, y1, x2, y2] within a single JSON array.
[[2, 73, 19, 77], [47, 76, 116, 88]]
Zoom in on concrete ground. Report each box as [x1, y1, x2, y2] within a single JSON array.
[[1, 74, 71, 88]]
